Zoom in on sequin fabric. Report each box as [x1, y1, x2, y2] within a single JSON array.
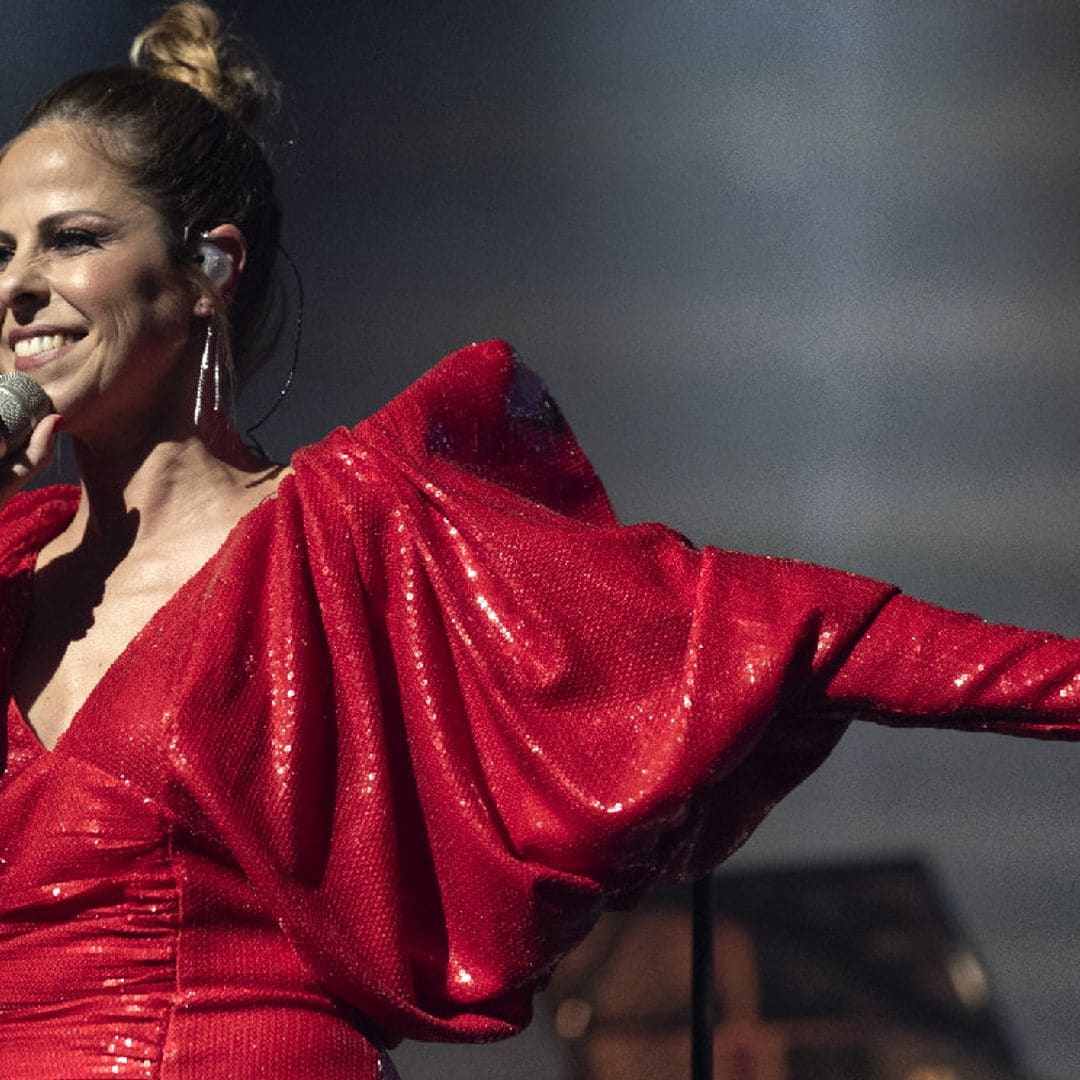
[[0, 339, 1076, 1077]]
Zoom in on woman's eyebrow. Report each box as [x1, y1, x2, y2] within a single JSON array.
[[38, 209, 120, 228], [0, 211, 121, 244]]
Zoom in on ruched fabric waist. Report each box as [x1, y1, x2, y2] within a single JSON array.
[[0, 747, 387, 1078], [0, 868, 178, 1078], [0, 824, 387, 1078], [0, 999, 386, 1079]]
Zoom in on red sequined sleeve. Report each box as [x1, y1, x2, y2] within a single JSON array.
[[348, 339, 1080, 858], [819, 592, 1080, 738], [234, 340, 1079, 1043]]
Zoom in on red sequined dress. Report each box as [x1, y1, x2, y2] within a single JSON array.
[[0, 340, 1077, 1078]]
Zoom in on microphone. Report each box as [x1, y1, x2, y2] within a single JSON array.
[[0, 372, 53, 460]]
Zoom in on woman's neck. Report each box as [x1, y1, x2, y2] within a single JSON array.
[[64, 427, 280, 557]]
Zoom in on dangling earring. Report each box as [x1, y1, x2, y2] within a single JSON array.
[[193, 319, 225, 427]]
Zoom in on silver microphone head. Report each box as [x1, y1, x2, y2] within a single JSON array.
[[0, 372, 53, 460]]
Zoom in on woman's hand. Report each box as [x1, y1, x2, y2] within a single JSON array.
[[0, 414, 63, 511]]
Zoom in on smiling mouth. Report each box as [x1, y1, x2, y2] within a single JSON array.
[[13, 333, 83, 358]]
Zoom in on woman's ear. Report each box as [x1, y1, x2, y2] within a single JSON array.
[[191, 223, 248, 316]]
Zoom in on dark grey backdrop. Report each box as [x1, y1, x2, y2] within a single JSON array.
[[6, 3, 1080, 1078]]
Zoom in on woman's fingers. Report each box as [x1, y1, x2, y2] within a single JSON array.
[[0, 413, 63, 508], [25, 413, 63, 468]]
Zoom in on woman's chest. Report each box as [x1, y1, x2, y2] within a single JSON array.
[[10, 573, 186, 751], [4, 498, 292, 754]]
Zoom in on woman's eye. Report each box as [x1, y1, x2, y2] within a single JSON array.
[[0, 246, 13, 268], [53, 228, 101, 251]]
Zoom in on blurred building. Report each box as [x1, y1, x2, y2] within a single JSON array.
[[543, 859, 1031, 1080]]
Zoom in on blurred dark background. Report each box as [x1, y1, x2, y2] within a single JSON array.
[[5, 3, 1079, 1077]]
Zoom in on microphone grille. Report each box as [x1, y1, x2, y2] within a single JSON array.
[[0, 372, 53, 453]]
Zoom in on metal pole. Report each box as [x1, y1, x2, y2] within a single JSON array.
[[691, 872, 714, 1080]]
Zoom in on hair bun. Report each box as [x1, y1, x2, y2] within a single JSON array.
[[129, 1, 276, 125]]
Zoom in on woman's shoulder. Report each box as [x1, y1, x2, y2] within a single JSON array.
[[296, 337, 522, 465], [291, 339, 615, 528], [0, 484, 79, 573]]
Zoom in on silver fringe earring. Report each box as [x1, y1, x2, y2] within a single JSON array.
[[194, 320, 225, 427]]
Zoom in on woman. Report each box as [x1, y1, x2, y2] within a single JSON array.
[[0, 3, 1075, 1077]]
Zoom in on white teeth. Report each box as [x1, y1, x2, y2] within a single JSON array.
[[13, 333, 75, 358]]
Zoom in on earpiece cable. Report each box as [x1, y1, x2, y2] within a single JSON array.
[[245, 243, 304, 455]]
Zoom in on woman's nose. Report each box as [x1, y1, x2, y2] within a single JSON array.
[[0, 252, 48, 314]]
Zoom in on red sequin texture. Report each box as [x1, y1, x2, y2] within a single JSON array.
[[0, 340, 1076, 1077]]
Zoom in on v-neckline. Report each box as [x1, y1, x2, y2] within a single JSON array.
[[10, 470, 296, 756]]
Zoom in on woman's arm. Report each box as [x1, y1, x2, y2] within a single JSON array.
[[819, 590, 1080, 739]]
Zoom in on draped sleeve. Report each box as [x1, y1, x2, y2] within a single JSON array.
[[176, 339, 1080, 1046]]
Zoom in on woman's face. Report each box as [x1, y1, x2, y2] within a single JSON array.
[[0, 124, 198, 443]]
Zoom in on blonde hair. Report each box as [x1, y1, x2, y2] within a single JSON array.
[[129, 1, 277, 125]]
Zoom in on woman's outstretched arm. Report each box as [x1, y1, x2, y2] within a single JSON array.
[[818, 590, 1080, 739]]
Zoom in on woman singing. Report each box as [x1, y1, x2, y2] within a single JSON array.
[[0, 3, 1075, 1077]]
